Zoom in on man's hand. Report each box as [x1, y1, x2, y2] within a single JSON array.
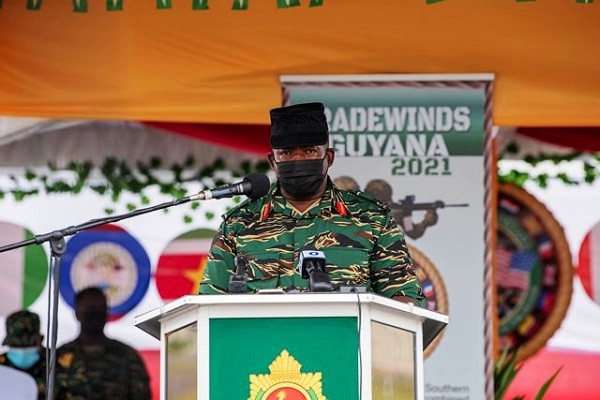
[[393, 295, 420, 306]]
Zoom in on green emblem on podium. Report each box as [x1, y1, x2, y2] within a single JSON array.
[[249, 350, 327, 400]]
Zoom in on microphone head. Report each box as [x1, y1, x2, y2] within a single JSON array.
[[244, 173, 271, 200], [297, 245, 326, 279]]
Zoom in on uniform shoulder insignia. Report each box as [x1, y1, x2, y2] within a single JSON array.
[[222, 196, 264, 220], [352, 190, 391, 210], [58, 352, 74, 368]]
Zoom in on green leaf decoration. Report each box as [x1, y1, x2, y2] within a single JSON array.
[[107, 0, 123, 11], [534, 367, 563, 400], [149, 157, 162, 168], [493, 346, 561, 400], [205, 211, 215, 220], [91, 186, 108, 195], [278, 0, 300, 8], [0, 156, 268, 218], [499, 141, 600, 188], [232, 0, 247, 10], [183, 215, 193, 224], [494, 348, 521, 400], [157, 0, 172, 9], [184, 155, 195, 168], [193, 0, 209, 9], [27, 0, 42, 10], [104, 208, 114, 215], [309, 0, 323, 6], [73, 0, 88, 12]]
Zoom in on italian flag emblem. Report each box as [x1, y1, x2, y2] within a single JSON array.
[[0, 222, 48, 316]]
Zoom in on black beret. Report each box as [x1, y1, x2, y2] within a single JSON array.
[[269, 102, 329, 149]]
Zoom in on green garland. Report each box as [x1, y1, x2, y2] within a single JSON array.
[[2, 142, 597, 219], [0, 156, 270, 224], [498, 141, 600, 188]]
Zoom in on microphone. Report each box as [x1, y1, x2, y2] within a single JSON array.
[[228, 255, 249, 294], [297, 245, 333, 292], [187, 173, 270, 201]]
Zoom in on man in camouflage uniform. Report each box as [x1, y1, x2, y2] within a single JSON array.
[[55, 287, 151, 400], [200, 102, 425, 306], [0, 310, 46, 399]]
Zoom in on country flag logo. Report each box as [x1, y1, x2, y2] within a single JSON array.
[[59, 224, 151, 319], [537, 237, 554, 259], [154, 228, 215, 301], [496, 248, 537, 291], [0, 222, 48, 317], [499, 198, 520, 215], [423, 282, 434, 299], [578, 220, 600, 305]]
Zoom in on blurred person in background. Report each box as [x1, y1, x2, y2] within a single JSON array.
[[55, 287, 151, 400], [0, 310, 46, 399]]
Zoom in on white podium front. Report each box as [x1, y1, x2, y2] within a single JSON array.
[[136, 293, 448, 400]]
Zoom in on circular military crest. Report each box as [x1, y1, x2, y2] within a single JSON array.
[[0, 221, 48, 316], [408, 244, 448, 358], [496, 183, 573, 361], [154, 228, 216, 300], [59, 224, 151, 319]]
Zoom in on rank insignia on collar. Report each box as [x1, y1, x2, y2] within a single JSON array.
[[248, 350, 326, 400]]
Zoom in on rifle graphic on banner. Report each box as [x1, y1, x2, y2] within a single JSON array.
[[334, 177, 469, 240], [389, 195, 469, 240]]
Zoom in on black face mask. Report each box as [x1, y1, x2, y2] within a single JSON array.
[[80, 310, 107, 337], [276, 157, 327, 200]]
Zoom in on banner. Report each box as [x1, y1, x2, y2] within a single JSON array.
[[0, 2, 598, 125], [282, 74, 495, 400]]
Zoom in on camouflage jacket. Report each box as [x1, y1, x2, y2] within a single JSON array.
[[0, 349, 46, 399], [55, 337, 151, 400], [199, 180, 425, 306]]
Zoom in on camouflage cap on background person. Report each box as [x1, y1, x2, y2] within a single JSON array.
[[2, 310, 40, 347]]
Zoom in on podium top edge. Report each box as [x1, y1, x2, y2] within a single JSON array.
[[134, 293, 448, 326]]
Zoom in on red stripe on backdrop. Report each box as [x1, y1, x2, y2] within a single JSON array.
[[144, 122, 271, 155], [141, 347, 600, 400], [139, 350, 160, 400], [506, 347, 600, 399], [518, 128, 600, 152]]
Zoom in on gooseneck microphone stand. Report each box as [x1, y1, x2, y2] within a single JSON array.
[[0, 195, 194, 400]]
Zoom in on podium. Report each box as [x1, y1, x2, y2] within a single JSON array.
[[135, 293, 448, 400]]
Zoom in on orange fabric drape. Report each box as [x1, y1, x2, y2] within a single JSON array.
[[0, 1, 599, 126]]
